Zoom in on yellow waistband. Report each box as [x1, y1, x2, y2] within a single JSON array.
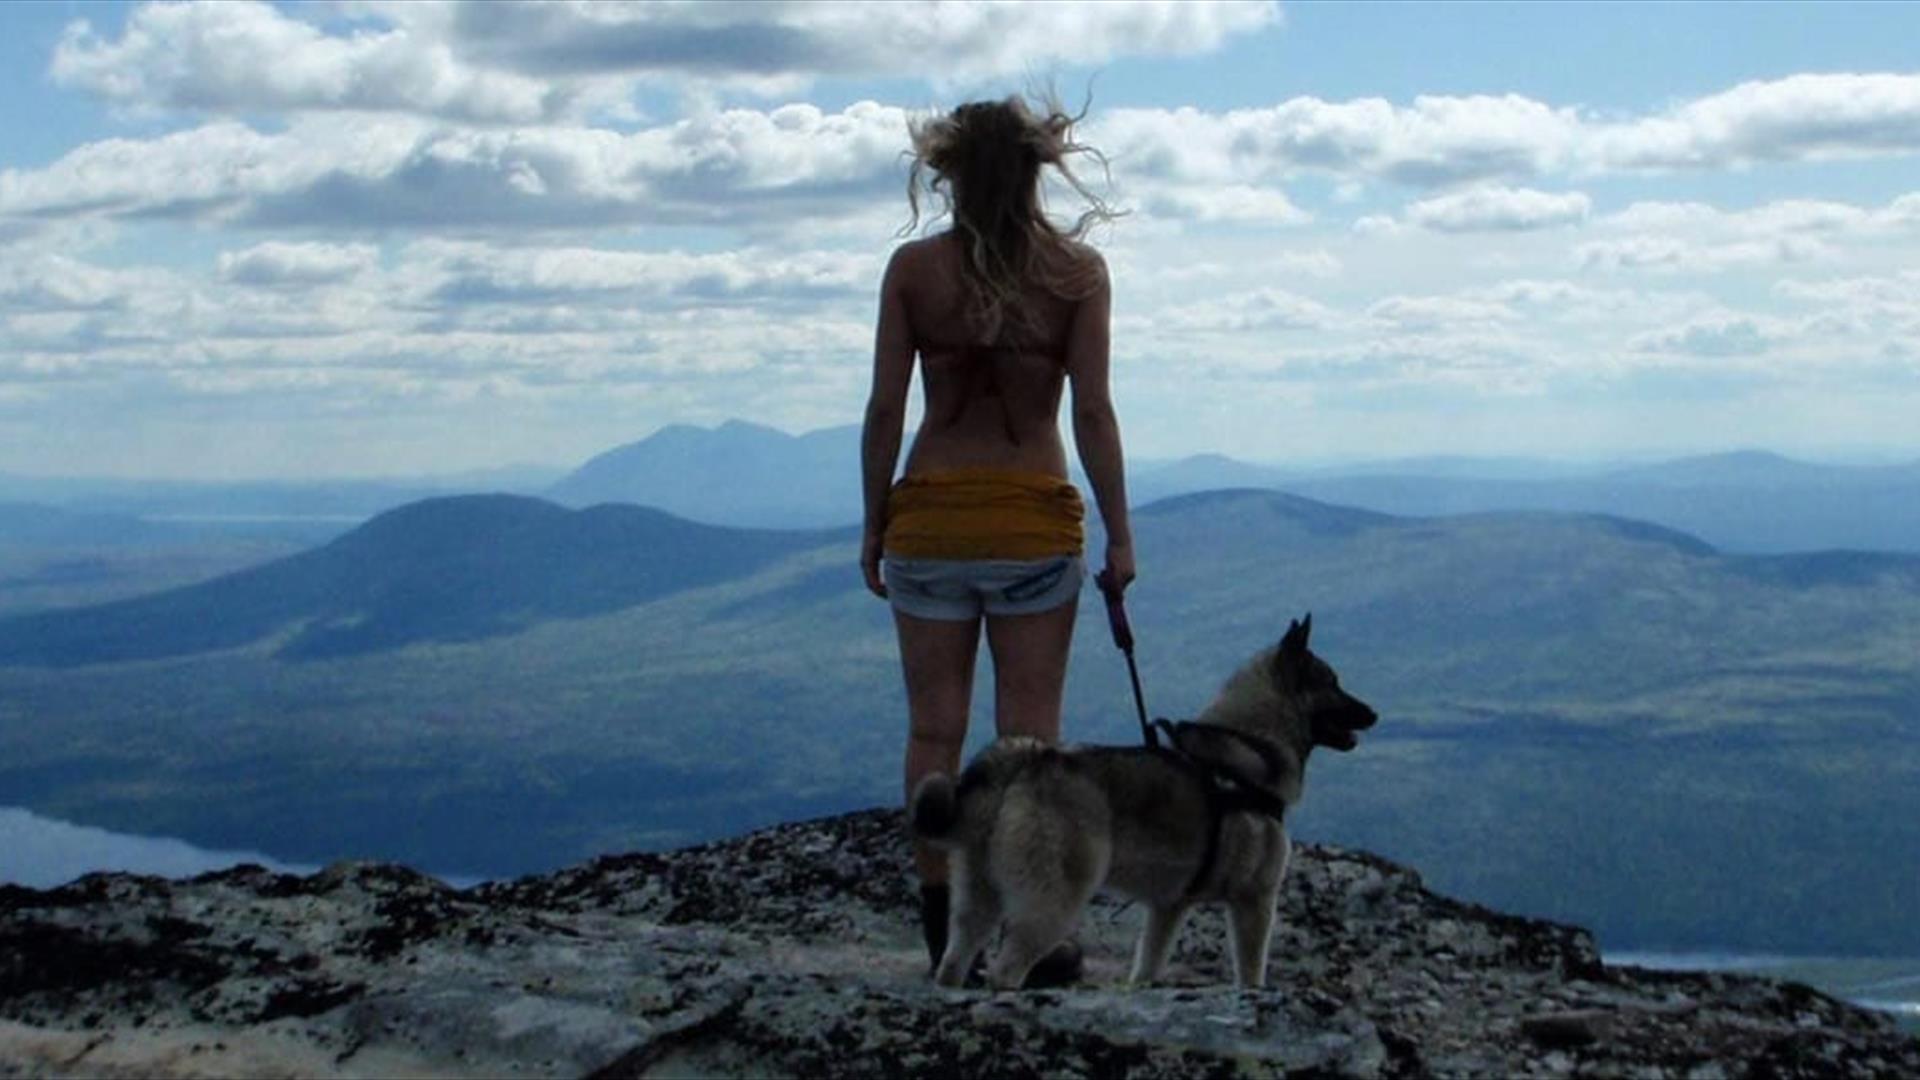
[[884, 469, 1085, 560]]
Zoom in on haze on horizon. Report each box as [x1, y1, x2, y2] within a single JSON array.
[[3, 1, 1920, 482]]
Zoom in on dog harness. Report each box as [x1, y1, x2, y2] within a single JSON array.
[[1149, 719, 1291, 899]]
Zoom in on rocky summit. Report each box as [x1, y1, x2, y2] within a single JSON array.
[[2, 809, 1915, 1078]]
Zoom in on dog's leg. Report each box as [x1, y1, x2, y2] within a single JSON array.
[[987, 903, 1083, 992], [1224, 823, 1291, 988], [985, 862, 1097, 992], [1128, 901, 1192, 986], [1226, 892, 1279, 988], [935, 875, 1000, 988]]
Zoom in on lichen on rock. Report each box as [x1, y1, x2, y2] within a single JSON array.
[[2, 808, 1915, 1077]]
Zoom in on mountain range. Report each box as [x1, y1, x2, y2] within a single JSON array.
[[0, 496, 837, 664], [0, 465, 562, 531], [543, 423, 1920, 553], [546, 419, 864, 527], [2, 485, 1916, 955], [10, 421, 1920, 555]]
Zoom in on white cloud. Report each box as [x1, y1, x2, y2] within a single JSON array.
[[1772, 271, 1920, 367], [1160, 287, 1339, 331], [1575, 234, 1833, 274], [1243, 332, 1548, 392], [401, 239, 875, 305], [1136, 184, 1310, 225], [1366, 294, 1518, 330], [1133, 248, 1341, 285], [218, 242, 380, 287], [52, 0, 563, 124], [15, 70, 1920, 245], [1604, 198, 1875, 235], [0, 104, 911, 231], [1471, 279, 1640, 309], [1629, 313, 1788, 358], [1091, 73, 1920, 200], [1095, 94, 1582, 188], [1587, 73, 1920, 171], [1775, 270, 1920, 319], [0, 254, 153, 312], [1889, 192, 1920, 227], [1571, 193, 1920, 275], [52, 1, 1278, 121], [404, 0, 1279, 82], [1351, 213, 1404, 236], [0, 120, 373, 225], [1461, 278, 1703, 329], [0, 236, 881, 405], [1613, 194, 1920, 240], [1404, 186, 1591, 232]]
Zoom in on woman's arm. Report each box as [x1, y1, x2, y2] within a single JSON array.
[[1064, 256, 1134, 590], [861, 247, 915, 598]]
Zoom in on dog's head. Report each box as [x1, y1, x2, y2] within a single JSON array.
[[1269, 614, 1378, 753], [1198, 613, 1380, 772]]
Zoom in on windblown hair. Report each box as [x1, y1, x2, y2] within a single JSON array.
[[905, 94, 1119, 343]]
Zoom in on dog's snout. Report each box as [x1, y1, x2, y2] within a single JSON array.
[[1339, 693, 1378, 729]]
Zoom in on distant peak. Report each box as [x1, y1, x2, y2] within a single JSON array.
[[1689, 449, 1796, 465], [1137, 486, 1399, 530], [715, 419, 784, 436]]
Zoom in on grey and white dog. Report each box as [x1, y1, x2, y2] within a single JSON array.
[[910, 615, 1378, 990]]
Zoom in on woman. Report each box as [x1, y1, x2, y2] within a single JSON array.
[[859, 95, 1133, 983]]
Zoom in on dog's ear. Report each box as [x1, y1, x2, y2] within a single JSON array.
[[1280, 614, 1311, 654], [1271, 615, 1310, 688]]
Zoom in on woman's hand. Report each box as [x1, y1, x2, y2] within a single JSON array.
[[1101, 539, 1135, 594], [861, 530, 888, 599]]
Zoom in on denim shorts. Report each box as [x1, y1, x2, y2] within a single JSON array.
[[883, 554, 1085, 621]]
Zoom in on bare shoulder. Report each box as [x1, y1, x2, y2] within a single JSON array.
[[878, 237, 932, 299], [887, 234, 950, 271], [1055, 238, 1109, 293], [1061, 237, 1108, 270]]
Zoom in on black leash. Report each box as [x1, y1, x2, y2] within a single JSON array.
[[1095, 569, 1157, 748]]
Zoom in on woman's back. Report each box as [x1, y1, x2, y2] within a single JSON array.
[[861, 90, 1130, 613], [896, 231, 1086, 478]]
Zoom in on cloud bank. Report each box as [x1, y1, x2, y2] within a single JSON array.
[[9, 69, 1918, 242], [52, 0, 1281, 120], [7, 2, 1920, 470]]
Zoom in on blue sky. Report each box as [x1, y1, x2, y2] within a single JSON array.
[[2, 0, 1918, 479]]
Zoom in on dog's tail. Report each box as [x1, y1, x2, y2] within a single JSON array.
[[909, 772, 959, 841]]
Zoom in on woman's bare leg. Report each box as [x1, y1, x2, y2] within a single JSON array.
[[983, 595, 1086, 986], [896, 609, 982, 885], [985, 598, 1078, 743]]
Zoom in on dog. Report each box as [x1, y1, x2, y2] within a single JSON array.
[[910, 614, 1378, 990]]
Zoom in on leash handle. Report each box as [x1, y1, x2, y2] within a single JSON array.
[[1095, 569, 1133, 653]]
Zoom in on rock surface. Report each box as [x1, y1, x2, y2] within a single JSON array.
[[3, 808, 1915, 1077]]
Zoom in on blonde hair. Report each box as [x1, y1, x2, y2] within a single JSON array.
[[905, 93, 1119, 343]]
